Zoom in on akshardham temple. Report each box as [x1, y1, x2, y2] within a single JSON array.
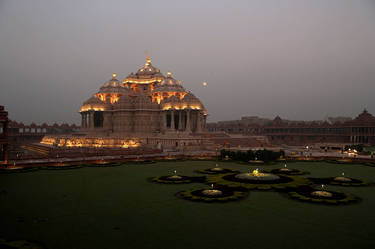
[[42, 56, 211, 149], [80, 57, 206, 134]]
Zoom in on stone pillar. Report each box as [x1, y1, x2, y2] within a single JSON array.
[[170, 110, 175, 130], [89, 111, 94, 129], [178, 110, 182, 130], [82, 113, 85, 128], [196, 111, 202, 133], [86, 112, 90, 128], [164, 111, 168, 130], [85, 113, 88, 128], [81, 113, 85, 129], [185, 110, 191, 132]]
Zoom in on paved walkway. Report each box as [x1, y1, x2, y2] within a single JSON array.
[[9, 150, 218, 166]]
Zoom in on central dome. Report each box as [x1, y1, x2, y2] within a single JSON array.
[[123, 57, 164, 84], [136, 59, 161, 75]]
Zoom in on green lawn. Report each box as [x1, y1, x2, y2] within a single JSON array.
[[0, 161, 375, 249]]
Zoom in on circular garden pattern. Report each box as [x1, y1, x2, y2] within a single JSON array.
[[308, 176, 371, 187], [176, 187, 247, 203], [150, 175, 206, 184], [264, 168, 309, 175], [196, 167, 238, 174], [288, 186, 360, 205], [149, 162, 371, 205], [205, 173, 311, 191]]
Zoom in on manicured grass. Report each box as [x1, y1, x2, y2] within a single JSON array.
[[0, 161, 375, 249]]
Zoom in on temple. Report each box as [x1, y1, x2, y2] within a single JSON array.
[[41, 56, 211, 149], [80, 56, 206, 135]]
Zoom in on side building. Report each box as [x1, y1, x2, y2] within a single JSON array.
[[0, 105, 9, 164], [207, 109, 375, 146]]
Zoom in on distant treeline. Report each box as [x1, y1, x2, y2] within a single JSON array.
[[220, 149, 285, 162]]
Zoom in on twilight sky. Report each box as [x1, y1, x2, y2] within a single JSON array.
[[0, 0, 375, 125]]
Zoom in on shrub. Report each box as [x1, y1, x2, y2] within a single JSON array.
[[220, 149, 285, 163]]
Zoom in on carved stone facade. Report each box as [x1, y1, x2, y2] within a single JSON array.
[[79, 57, 207, 136]]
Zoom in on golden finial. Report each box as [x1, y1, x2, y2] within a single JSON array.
[[145, 50, 151, 65], [167, 70, 172, 77], [112, 72, 117, 79]]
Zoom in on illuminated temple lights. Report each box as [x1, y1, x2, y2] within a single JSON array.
[[75, 54, 207, 141], [80, 106, 105, 112], [124, 78, 164, 84], [41, 136, 141, 148], [162, 104, 202, 111], [95, 93, 120, 104]]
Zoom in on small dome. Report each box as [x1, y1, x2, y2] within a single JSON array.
[[83, 96, 103, 105], [81, 96, 110, 112], [99, 73, 128, 94], [136, 61, 160, 75], [153, 71, 187, 94], [181, 92, 207, 112]]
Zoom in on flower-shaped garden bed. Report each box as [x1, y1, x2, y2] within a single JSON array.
[[196, 168, 238, 175], [264, 168, 309, 175], [288, 186, 360, 205], [176, 187, 247, 203], [206, 173, 311, 191], [150, 175, 206, 184], [308, 177, 371, 187]]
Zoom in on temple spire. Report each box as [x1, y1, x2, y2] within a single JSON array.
[[145, 50, 151, 65]]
